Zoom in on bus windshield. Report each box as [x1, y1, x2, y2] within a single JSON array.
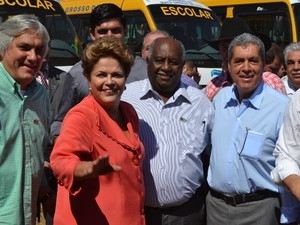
[[60, 0, 222, 85], [293, 3, 300, 41], [0, 0, 82, 71], [233, 3, 292, 48], [147, 4, 222, 73]]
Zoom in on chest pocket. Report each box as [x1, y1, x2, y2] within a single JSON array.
[[240, 130, 265, 159]]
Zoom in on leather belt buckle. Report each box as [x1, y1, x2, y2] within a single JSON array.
[[210, 188, 279, 206], [223, 194, 239, 206]]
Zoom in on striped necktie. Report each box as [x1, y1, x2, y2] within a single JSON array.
[[37, 71, 48, 89]]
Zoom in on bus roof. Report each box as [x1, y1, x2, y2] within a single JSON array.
[[144, 0, 210, 9], [201, 0, 300, 7], [60, 0, 211, 15]]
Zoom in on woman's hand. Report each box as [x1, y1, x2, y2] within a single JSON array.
[[74, 155, 122, 180]]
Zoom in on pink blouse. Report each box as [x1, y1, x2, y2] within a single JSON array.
[[50, 95, 145, 225]]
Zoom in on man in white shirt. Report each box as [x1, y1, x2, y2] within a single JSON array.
[[122, 36, 214, 225], [281, 42, 300, 96], [271, 89, 300, 224]]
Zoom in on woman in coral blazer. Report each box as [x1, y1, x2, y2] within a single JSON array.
[[50, 36, 145, 225]]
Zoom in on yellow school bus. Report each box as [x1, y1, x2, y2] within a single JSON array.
[[200, 0, 300, 48], [60, 0, 222, 85], [0, 0, 83, 71]]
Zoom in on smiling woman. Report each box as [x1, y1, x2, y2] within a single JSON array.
[[50, 36, 145, 225], [82, 38, 132, 120]]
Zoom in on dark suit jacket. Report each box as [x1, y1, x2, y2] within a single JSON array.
[[44, 64, 68, 191], [47, 64, 68, 123]]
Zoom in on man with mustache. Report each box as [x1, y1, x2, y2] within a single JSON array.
[[281, 42, 300, 96], [271, 41, 300, 225]]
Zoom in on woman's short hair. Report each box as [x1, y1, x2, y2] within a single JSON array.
[[81, 36, 134, 79]]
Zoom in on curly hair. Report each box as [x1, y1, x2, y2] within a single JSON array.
[[81, 36, 134, 80]]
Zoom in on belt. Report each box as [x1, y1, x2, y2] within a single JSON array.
[[145, 185, 207, 215], [210, 188, 279, 206]]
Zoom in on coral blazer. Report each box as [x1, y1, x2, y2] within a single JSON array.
[[50, 95, 145, 225]]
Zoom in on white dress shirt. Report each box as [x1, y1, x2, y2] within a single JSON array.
[[272, 89, 300, 182], [122, 79, 214, 207]]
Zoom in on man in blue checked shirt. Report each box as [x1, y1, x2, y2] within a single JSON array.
[[122, 36, 214, 225]]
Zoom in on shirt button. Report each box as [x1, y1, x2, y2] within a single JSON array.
[[136, 174, 142, 182], [132, 157, 139, 166]]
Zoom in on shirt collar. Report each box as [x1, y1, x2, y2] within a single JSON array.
[[227, 81, 265, 110], [139, 79, 192, 104], [0, 62, 38, 96]]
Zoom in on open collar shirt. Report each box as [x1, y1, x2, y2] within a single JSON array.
[[207, 81, 289, 194], [122, 79, 214, 207], [0, 62, 50, 225], [271, 90, 300, 223], [272, 89, 300, 183], [282, 77, 297, 97]]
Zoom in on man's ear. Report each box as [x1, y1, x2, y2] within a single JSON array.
[[89, 29, 96, 41], [182, 64, 187, 73]]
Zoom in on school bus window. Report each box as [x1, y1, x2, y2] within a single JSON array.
[[238, 13, 291, 47], [293, 4, 300, 41], [0, 0, 82, 71], [232, 2, 292, 45], [152, 15, 219, 50], [67, 14, 91, 46], [124, 10, 149, 55]]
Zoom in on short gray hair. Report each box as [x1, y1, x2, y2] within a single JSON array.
[[283, 42, 300, 64], [228, 32, 265, 63], [0, 14, 50, 58]]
